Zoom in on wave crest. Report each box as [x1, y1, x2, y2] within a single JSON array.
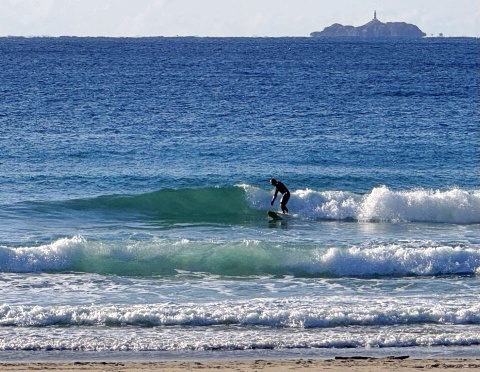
[[1, 298, 479, 328], [1, 236, 478, 277], [358, 186, 480, 224], [247, 185, 480, 224], [21, 185, 480, 224]]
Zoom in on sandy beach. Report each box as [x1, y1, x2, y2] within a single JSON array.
[[2, 357, 480, 371]]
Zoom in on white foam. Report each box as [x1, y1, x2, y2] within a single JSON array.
[[244, 185, 480, 224], [293, 189, 360, 220], [359, 186, 480, 224], [0, 236, 478, 277], [309, 242, 480, 277], [2, 325, 480, 351], [1, 296, 479, 328], [0, 236, 85, 273]]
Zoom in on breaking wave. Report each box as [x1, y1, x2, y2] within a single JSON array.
[[1, 298, 479, 328], [17, 185, 480, 224], [253, 185, 480, 224], [1, 235, 478, 277]]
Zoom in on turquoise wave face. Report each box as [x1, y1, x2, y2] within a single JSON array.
[[16, 185, 480, 225], [24, 186, 263, 224], [1, 235, 479, 278]]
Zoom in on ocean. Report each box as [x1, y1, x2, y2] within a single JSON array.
[[0, 37, 479, 361]]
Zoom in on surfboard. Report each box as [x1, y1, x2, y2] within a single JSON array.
[[268, 211, 284, 220]]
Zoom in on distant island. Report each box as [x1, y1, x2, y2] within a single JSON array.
[[311, 11, 426, 38]]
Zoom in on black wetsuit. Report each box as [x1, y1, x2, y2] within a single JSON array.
[[272, 181, 290, 214]]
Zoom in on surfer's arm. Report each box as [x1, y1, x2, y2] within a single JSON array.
[[271, 190, 278, 205]]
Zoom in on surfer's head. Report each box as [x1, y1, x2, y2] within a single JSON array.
[[270, 178, 277, 185]]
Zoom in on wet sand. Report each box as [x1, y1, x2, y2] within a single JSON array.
[[2, 357, 480, 371]]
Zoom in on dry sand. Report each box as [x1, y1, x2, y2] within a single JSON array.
[[2, 357, 480, 371]]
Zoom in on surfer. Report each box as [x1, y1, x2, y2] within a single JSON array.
[[270, 178, 290, 214]]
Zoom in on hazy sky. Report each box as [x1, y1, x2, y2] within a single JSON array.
[[1, 0, 479, 37]]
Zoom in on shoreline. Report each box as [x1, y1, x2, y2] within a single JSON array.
[[3, 346, 480, 362], [2, 348, 480, 371], [2, 358, 480, 371]]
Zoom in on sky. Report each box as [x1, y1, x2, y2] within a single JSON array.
[[0, 0, 479, 38]]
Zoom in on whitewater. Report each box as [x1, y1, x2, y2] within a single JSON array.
[[0, 36, 478, 360], [2, 186, 480, 277]]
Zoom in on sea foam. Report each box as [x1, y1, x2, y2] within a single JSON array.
[[1, 236, 478, 277], [0, 236, 84, 273], [1, 326, 480, 351], [1, 297, 479, 328], [246, 185, 480, 224], [359, 186, 480, 224]]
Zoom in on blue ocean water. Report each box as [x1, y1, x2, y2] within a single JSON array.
[[0, 37, 479, 360]]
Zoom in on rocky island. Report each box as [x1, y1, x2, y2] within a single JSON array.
[[311, 12, 426, 38]]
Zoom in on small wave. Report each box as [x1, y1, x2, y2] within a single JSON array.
[[245, 185, 480, 224], [15, 185, 480, 225], [1, 298, 479, 328], [0, 236, 85, 273], [1, 328, 480, 351], [358, 186, 480, 224], [40, 186, 259, 224], [312, 243, 480, 277], [1, 236, 478, 277]]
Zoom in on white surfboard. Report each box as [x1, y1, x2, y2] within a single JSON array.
[[268, 211, 285, 220]]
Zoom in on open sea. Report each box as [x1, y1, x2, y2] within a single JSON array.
[[0, 37, 479, 362]]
